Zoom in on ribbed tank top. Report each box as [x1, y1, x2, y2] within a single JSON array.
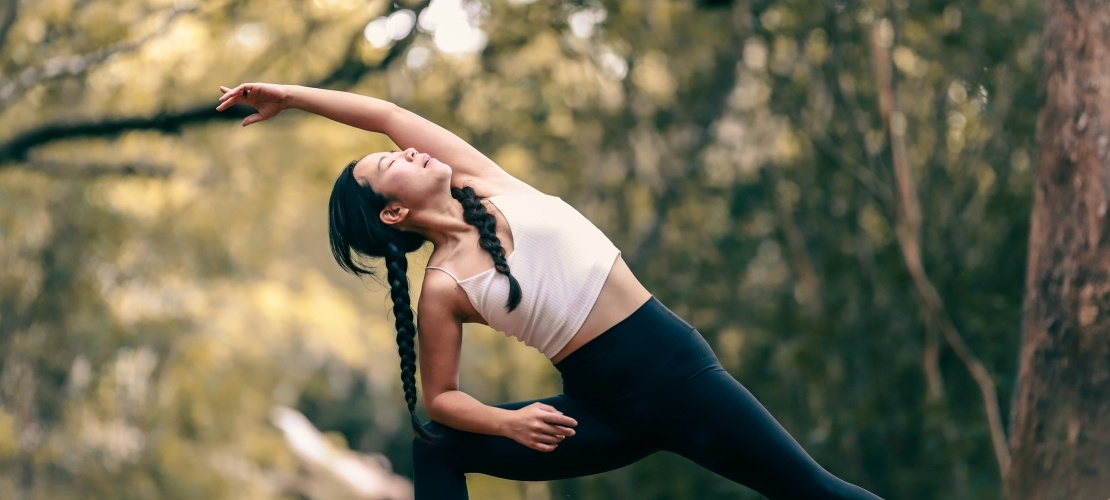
[[426, 193, 620, 358]]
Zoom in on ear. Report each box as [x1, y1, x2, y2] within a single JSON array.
[[379, 201, 410, 227]]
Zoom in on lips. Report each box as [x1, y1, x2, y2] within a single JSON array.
[[423, 154, 431, 167]]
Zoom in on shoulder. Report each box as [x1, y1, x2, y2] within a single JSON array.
[[418, 269, 466, 323], [453, 171, 547, 199]]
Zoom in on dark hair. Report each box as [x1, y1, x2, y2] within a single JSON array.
[[450, 185, 522, 310], [327, 160, 521, 441]]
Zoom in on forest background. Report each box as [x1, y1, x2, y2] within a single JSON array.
[[0, 0, 1064, 498]]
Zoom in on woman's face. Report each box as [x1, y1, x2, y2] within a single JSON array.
[[353, 148, 451, 204]]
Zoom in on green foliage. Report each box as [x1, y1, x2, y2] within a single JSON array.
[[0, 0, 1040, 498]]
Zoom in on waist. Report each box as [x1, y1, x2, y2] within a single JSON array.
[[554, 297, 720, 401], [549, 256, 651, 363]]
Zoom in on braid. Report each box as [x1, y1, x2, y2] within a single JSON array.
[[385, 240, 436, 442], [451, 186, 522, 311], [329, 161, 437, 441]]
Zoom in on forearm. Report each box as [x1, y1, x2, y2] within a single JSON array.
[[269, 83, 503, 180], [426, 389, 512, 436], [282, 85, 402, 134]]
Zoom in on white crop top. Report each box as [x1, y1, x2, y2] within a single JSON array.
[[426, 193, 620, 358]]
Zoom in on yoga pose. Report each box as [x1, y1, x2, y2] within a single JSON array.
[[217, 83, 884, 500]]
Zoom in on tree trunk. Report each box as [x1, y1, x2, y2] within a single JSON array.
[[1008, 1, 1110, 499]]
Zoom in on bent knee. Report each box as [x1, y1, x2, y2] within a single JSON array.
[[411, 421, 456, 462]]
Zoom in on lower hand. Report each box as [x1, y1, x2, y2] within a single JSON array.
[[216, 83, 289, 126], [502, 402, 578, 452]]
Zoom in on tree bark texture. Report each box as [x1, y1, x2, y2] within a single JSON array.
[[1009, 1, 1110, 499]]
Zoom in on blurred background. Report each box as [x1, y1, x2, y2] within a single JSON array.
[[0, 0, 1042, 498]]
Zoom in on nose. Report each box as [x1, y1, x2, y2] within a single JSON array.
[[404, 148, 418, 161]]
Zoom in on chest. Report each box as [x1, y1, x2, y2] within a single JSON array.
[[434, 199, 516, 325]]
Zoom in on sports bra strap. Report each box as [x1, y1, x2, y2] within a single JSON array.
[[425, 266, 461, 283]]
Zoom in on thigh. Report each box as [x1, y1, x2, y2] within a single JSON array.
[[428, 394, 657, 482], [660, 368, 882, 500]]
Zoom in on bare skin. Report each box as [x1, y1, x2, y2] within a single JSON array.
[[217, 83, 651, 452]]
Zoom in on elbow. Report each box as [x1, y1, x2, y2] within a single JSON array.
[[423, 390, 449, 422], [383, 100, 403, 118]]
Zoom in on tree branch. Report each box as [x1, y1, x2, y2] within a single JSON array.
[[870, 18, 1011, 477], [0, 104, 252, 165], [319, 1, 430, 89], [33, 160, 174, 178], [0, 3, 430, 170], [0, 7, 193, 110], [822, 3, 967, 490]]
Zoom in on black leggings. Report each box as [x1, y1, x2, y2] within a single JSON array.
[[412, 298, 883, 499]]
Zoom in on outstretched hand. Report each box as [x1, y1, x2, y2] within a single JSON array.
[[502, 402, 578, 453], [216, 83, 290, 126]]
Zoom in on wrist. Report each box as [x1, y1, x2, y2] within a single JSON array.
[[491, 407, 515, 437], [281, 85, 304, 109]]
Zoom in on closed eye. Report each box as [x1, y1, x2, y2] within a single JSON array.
[[388, 150, 403, 169], [378, 150, 400, 172]]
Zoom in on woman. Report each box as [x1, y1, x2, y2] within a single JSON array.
[[216, 83, 883, 500]]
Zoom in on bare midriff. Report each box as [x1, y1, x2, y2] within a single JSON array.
[[549, 256, 653, 364]]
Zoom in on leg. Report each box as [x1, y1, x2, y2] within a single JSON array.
[[412, 394, 656, 500], [659, 367, 884, 500]]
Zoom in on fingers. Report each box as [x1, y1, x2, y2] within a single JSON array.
[[216, 84, 251, 112], [514, 403, 579, 452], [217, 85, 268, 126], [533, 433, 563, 445], [242, 113, 263, 127], [215, 89, 241, 111], [533, 403, 576, 423], [525, 420, 574, 442], [527, 432, 565, 452], [538, 422, 575, 437], [534, 403, 558, 413], [539, 411, 578, 429], [217, 84, 243, 103], [530, 442, 558, 452], [550, 425, 576, 436]]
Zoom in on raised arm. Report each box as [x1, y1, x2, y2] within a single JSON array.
[[216, 83, 526, 192]]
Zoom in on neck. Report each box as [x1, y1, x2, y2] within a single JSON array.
[[401, 196, 470, 250]]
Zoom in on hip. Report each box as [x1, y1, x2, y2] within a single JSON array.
[[554, 297, 722, 403]]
